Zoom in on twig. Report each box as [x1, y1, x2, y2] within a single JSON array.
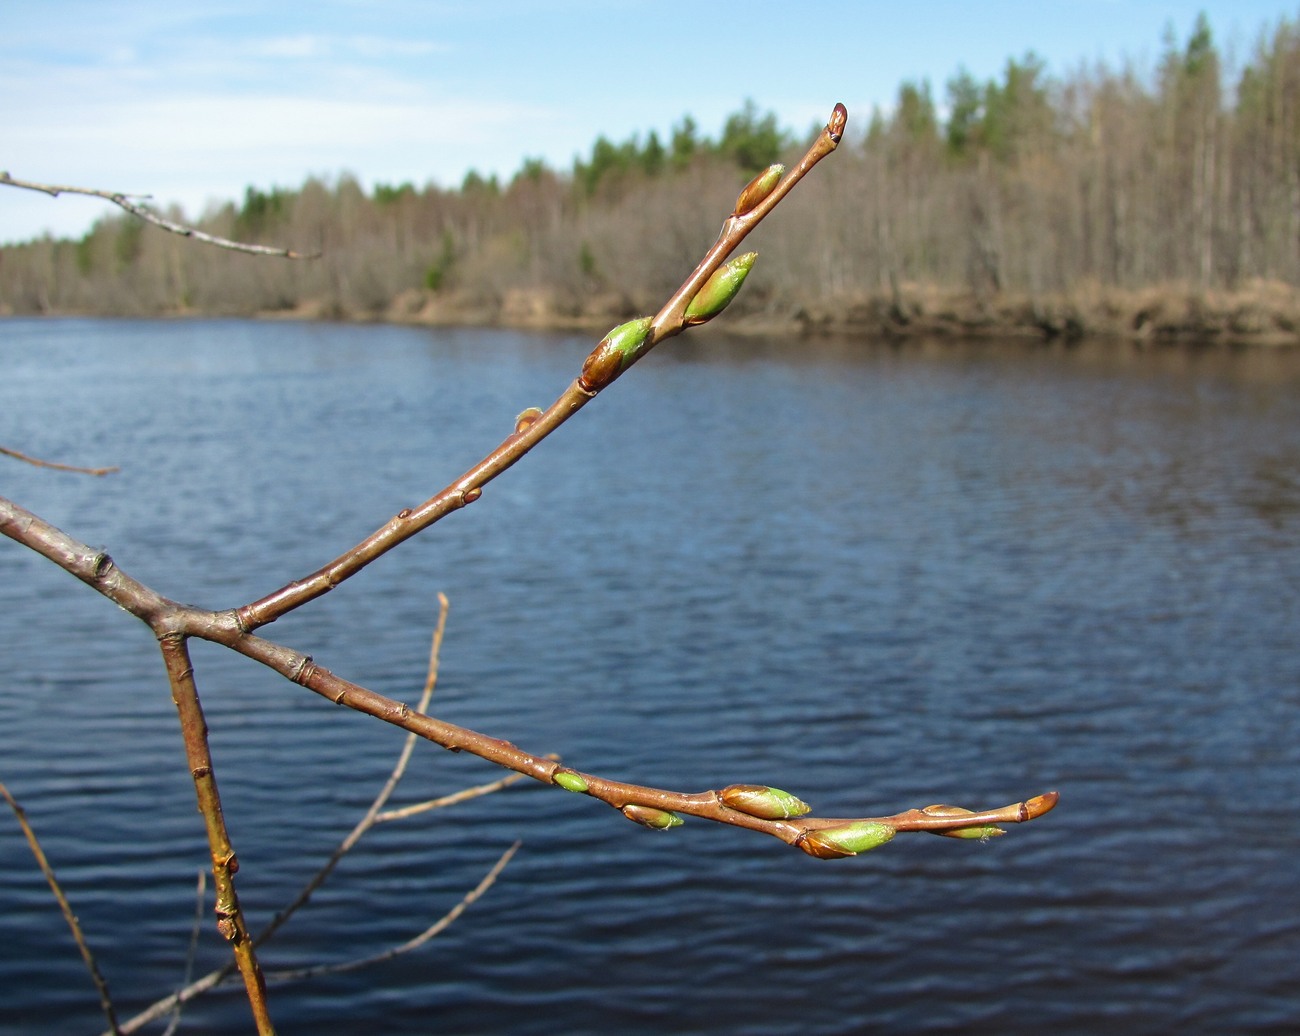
[[1, 487, 1060, 853], [0, 449, 1057, 858], [235, 104, 850, 631], [375, 769, 540, 823], [158, 635, 274, 1034], [0, 297, 1059, 858], [0, 442, 118, 476], [262, 841, 520, 983], [0, 171, 319, 259], [159, 870, 207, 1036], [114, 594, 531, 1034], [250, 593, 454, 950], [1, 779, 121, 1034]]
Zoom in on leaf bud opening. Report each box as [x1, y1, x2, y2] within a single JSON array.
[[622, 804, 684, 829], [732, 164, 784, 216], [553, 771, 589, 794], [720, 784, 811, 819], [684, 252, 757, 326], [800, 822, 896, 859], [578, 316, 653, 392], [921, 803, 1005, 840], [515, 406, 543, 433]]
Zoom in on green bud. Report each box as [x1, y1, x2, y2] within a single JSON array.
[[936, 825, 1004, 841], [684, 252, 757, 326], [622, 804, 684, 829], [921, 804, 1005, 840], [553, 771, 589, 794], [720, 784, 811, 819], [799, 822, 896, 859], [578, 316, 653, 392], [732, 164, 784, 217]]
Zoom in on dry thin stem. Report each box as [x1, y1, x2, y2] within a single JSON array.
[[250, 593, 452, 951], [0, 442, 118, 476], [0, 171, 319, 259], [235, 104, 850, 632], [159, 870, 207, 1036], [374, 769, 540, 823], [1, 780, 121, 1034], [261, 841, 520, 984]]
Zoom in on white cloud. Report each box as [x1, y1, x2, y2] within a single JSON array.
[[244, 34, 332, 59]]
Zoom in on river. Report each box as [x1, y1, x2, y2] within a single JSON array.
[[1, 318, 1298, 1033]]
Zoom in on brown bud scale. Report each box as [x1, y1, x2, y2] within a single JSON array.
[[828, 103, 848, 143], [733, 164, 784, 217]]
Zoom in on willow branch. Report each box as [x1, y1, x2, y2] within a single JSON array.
[[0, 171, 319, 259], [261, 841, 520, 984], [0, 442, 118, 476], [235, 104, 849, 632], [1, 780, 121, 1034], [158, 635, 274, 1035]]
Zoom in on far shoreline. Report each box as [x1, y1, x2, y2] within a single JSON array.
[[4, 280, 1297, 349]]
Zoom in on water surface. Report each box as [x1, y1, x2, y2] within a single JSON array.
[[1, 319, 1298, 1033]]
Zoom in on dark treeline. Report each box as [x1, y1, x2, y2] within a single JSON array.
[[3, 13, 1298, 341]]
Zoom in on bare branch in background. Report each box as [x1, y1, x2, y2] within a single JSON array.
[[114, 595, 530, 1034], [159, 870, 207, 1036], [0, 171, 319, 259], [0, 442, 118, 476], [261, 842, 521, 984], [1, 780, 121, 1034]]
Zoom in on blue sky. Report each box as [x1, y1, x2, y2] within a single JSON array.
[[2, 1, 1296, 244]]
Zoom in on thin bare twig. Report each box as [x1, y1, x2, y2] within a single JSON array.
[[1, 780, 121, 1034], [262, 841, 520, 983], [158, 635, 274, 1034], [0, 442, 118, 476], [0, 464, 1058, 858], [159, 869, 207, 1036], [0, 171, 319, 259], [375, 769, 540, 823], [115, 594, 530, 1034], [251, 593, 454, 950], [235, 104, 850, 631]]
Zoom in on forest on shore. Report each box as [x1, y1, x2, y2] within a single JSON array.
[[2, 13, 1298, 344]]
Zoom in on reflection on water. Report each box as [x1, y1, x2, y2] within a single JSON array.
[[1, 320, 1298, 1034]]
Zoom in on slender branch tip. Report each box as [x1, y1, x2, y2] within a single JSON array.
[[828, 103, 848, 143]]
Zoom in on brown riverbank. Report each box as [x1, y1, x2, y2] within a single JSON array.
[[241, 279, 1300, 348]]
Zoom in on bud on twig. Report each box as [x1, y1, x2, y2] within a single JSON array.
[[553, 771, 589, 793], [720, 784, 810, 819], [828, 102, 848, 144], [515, 407, 543, 433], [732, 164, 784, 217], [622, 804, 684, 829], [921, 804, 1005, 840], [799, 822, 896, 860], [684, 252, 757, 326], [578, 317, 654, 392]]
